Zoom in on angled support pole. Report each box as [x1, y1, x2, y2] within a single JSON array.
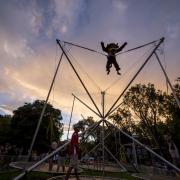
[[14, 141, 70, 180], [105, 37, 165, 118], [101, 91, 105, 178], [56, 39, 102, 117], [154, 52, 180, 109], [27, 51, 64, 161], [72, 93, 101, 118], [80, 119, 103, 143], [14, 116, 104, 180], [104, 146, 127, 171], [86, 127, 119, 158]]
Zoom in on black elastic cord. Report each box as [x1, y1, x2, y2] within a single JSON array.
[[116, 39, 158, 56]]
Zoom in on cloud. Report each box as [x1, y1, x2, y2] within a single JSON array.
[[166, 25, 180, 39], [52, 0, 89, 37], [0, 106, 13, 115], [0, 0, 180, 127], [3, 39, 34, 59], [112, 0, 128, 12]]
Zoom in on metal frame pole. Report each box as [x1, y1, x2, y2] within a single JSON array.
[[104, 146, 126, 171], [14, 117, 104, 180], [154, 52, 180, 109], [101, 91, 105, 179], [132, 138, 138, 169], [105, 37, 165, 118], [72, 93, 101, 117], [67, 96, 75, 139], [14, 141, 70, 180], [86, 130, 113, 156], [27, 52, 64, 161], [80, 119, 103, 143], [56, 39, 102, 117]]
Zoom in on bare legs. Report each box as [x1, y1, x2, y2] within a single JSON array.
[[64, 167, 80, 180]]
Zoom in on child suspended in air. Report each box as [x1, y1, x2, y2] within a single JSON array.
[[101, 41, 127, 75]]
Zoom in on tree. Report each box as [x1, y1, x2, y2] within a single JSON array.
[[0, 115, 12, 144], [74, 116, 105, 142], [109, 108, 135, 132], [11, 100, 63, 153], [74, 116, 107, 155], [120, 83, 167, 148], [164, 79, 180, 150]]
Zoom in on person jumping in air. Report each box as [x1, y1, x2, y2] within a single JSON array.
[[101, 41, 127, 75]]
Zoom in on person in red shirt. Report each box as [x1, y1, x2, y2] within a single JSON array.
[[65, 125, 80, 180]]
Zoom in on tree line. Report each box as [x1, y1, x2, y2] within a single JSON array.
[[0, 100, 63, 154], [0, 79, 179, 160]]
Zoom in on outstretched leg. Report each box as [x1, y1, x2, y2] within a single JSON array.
[[113, 59, 121, 75], [106, 59, 112, 75]]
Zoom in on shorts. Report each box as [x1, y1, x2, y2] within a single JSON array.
[[69, 154, 78, 168]]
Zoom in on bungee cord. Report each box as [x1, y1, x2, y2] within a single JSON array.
[[116, 39, 159, 56], [62, 39, 159, 58], [60, 38, 160, 93], [161, 42, 169, 93], [63, 40, 107, 56]]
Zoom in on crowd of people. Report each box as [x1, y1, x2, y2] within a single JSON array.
[[48, 125, 80, 180], [0, 143, 22, 156]]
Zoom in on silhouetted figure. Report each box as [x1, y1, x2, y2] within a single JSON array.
[[101, 41, 127, 75], [165, 134, 180, 166]]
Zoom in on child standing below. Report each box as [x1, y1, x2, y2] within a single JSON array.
[[56, 141, 66, 172]]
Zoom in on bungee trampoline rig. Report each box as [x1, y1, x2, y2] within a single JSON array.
[[13, 37, 180, 180]]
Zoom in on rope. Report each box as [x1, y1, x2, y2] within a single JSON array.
[[162, 42, 169, 94], [116, 39, 159, 56], [52, 43, 58, 105], [154, 42, 168, 93], [65, 46, 102, 92], [61, 39, 160, 59], [63, 40, 107, 56]]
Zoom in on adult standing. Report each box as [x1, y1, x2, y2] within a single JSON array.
[[65, 125, 80, 180]]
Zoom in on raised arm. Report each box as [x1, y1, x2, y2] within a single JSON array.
[[101, 41, 108, 53], [116, 42, 127, 53]]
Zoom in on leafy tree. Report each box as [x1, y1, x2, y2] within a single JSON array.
[[74, 116, 110, 156], [0, 115, 12, 144], [74, 116, 103, 142], [122, 83, 166, 148], [11, 100, 63, 153], [109, 108, 135, 133], [164, 79, 180, 150]]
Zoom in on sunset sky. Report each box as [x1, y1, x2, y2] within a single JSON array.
[[0, 0, 180, 133]]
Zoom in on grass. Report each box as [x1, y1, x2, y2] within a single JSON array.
[[0, 170, 55, 180], [0, 168, 140, 180], [81, 168, 140, 180]]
